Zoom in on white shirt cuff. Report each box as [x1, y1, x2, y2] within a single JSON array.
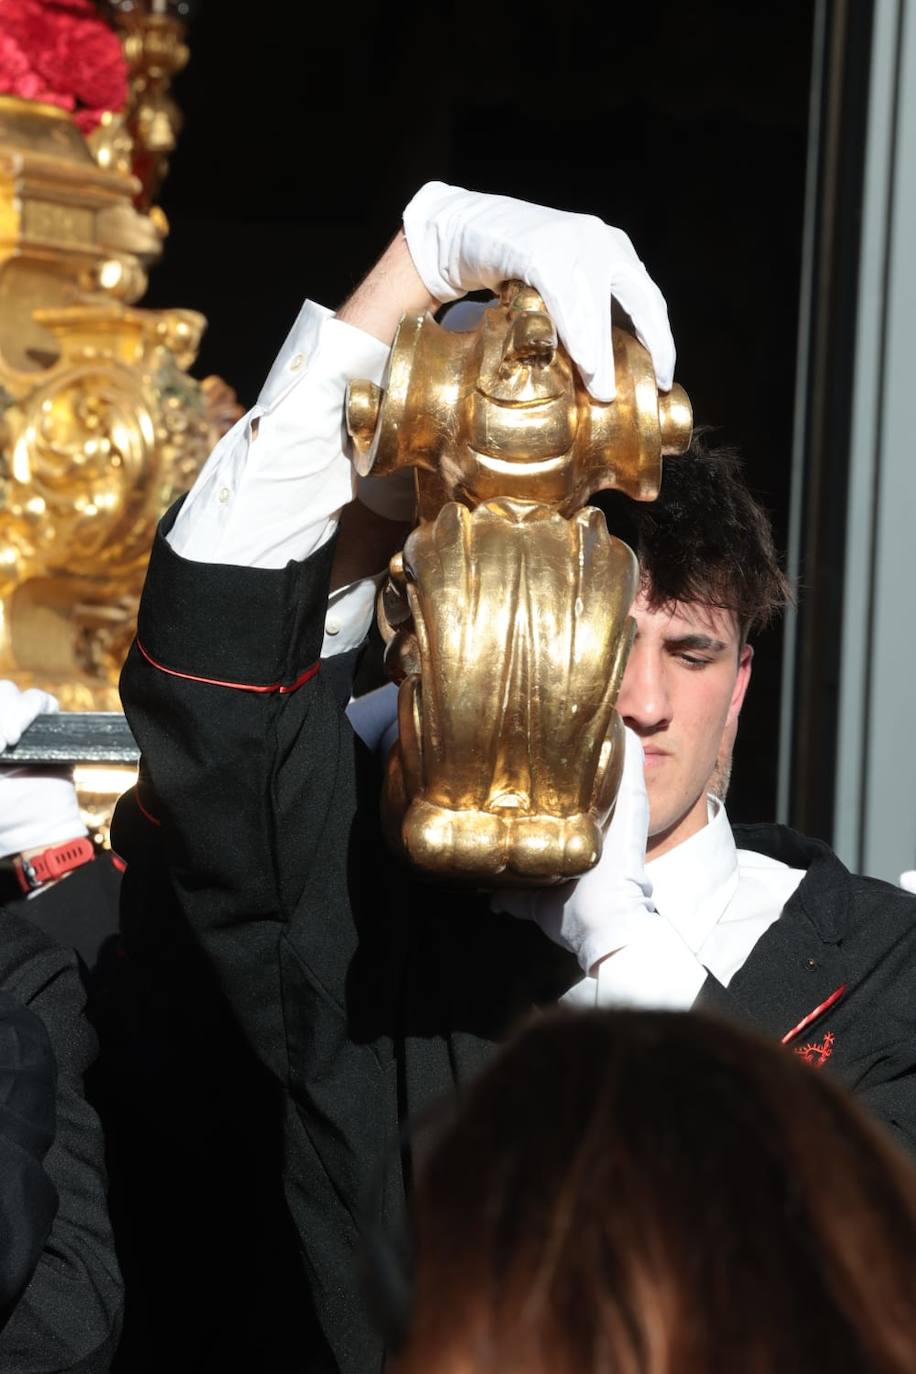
[[168, 302, 391, 571], [321, 572, 385, 658]]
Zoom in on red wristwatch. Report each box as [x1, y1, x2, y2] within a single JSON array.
[[10, 837, 95, 895]]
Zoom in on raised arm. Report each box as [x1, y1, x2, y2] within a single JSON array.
[[116, 183, 675, 1374]]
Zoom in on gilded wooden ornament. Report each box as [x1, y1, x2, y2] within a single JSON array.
[[0, 92, 227, 717], [347, 282, 692, 884]]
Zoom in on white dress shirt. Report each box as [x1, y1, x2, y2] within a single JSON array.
[[564, 797, 805, 1010], [168, 300, 410, 658]]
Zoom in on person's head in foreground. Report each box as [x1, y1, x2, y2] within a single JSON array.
[[597, 431, 791, 855], [392, 1009, 916, 1374]]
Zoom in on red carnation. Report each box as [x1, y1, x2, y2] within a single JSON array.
[[0, 0, 127, 133]]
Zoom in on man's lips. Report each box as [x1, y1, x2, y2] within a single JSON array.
[[641, 748, 669, 768]]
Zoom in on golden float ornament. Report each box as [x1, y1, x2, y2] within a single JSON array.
[[0, 95, 212, 710], [347, 282, 692, 884], [0, 0, 240, 841]]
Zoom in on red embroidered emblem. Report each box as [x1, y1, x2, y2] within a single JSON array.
[[794, 1030, 835, 1067]]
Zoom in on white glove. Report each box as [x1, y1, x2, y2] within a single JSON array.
[[0, 680, 58, 752], [0, 769, 87, 858], [900, 871, 916, 895], [0, 682, 86, 857], [402, 181, 675, 403], [491, 727, 655, 974]]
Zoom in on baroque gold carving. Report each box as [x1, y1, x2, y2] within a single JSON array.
[[114, 6, 189, 212], [24, 200, 95, 246], [348, 283, 692, 884], [0, 95, 212, 710]]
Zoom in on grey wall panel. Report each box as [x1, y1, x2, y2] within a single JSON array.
[[834, 0, 916, 879]]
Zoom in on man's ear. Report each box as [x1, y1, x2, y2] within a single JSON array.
[[728, 642, 753, 724]]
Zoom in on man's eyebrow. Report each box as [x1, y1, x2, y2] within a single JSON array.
[[662, 633, 728, 653]]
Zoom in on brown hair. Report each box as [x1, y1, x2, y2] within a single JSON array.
[[597, 431, 792, 638], [393, 1010, 916, 1374]]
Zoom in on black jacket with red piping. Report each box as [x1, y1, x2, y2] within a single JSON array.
[[115, 505, 916, 1374]]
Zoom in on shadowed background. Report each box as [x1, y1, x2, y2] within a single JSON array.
[[144, 0, 816, 825]]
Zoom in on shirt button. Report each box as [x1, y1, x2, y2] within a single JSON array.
[[218, 486, 231, 504], [325, 619, 340, 636], [289, 352, 306, 372]]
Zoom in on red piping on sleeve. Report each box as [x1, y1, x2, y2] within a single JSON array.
[[134, 790, 161, 828], [781, 983, 848, 1046], [136, 638, 320, 694]]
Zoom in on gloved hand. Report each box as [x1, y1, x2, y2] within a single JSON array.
[[402, 181, 675, 402], [491, 726, 655, 974], [900, 871, 916, 895], [0, 682, 86, 857], [0, 680, 58, 752]]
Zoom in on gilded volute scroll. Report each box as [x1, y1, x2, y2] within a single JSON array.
[[347, 282, 692, 885]]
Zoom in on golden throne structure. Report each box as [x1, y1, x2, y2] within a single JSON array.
[[0, 2, 234, 713], [0, 1, 235, 836]]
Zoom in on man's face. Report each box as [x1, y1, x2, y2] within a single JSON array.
[[616, 592, 752, 859]]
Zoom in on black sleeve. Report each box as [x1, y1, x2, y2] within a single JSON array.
[[0, 990, 57, 1329], [117, 513, 402, 1374], [0, 911, 123, 1373], [116, 510, 365, 1085]]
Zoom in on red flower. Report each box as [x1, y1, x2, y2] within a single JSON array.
[[0, 0, 128, 132]]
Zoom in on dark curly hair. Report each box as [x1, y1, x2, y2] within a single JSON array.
[[596, 429, 792, 638]]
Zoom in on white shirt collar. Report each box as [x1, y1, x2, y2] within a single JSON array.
[[646, 797, 739, 954]]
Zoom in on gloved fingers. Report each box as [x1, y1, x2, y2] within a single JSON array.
[[602, 726, 651, 859], [537, 218, 673, 398], [532, 229, 673, 402], [609, 262, 676, 392], [621, 724, 648, 791], [0, 681, 60, 753], [536, 269, 605, 398], [403, 181, 476, 302], [403, 184, 676, 400]]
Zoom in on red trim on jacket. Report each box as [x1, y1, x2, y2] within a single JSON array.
[[136, 638, 320, 695], [134, 789, 161, 828], [781, 983, 848, 1046]]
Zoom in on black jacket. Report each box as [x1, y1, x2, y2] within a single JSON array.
[[0, 990, 57, 1329], [699, 821, 916, 1153], [19, 852, 123, 977], [118, 512, 916, 1373], [0, 904, 123, 1373]]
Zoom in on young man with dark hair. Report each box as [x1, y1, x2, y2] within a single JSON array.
[[116, 185, 916, 1374]]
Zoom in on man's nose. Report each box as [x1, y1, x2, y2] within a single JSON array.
[[617, 646, 671, 732]]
